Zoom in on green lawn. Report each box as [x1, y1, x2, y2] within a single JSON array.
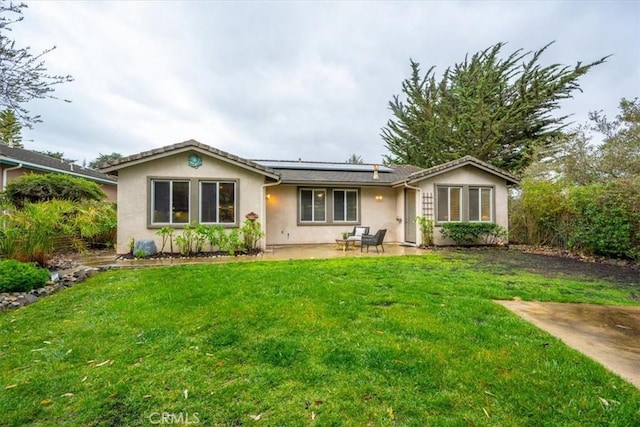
[[1, 253, 639, 426]]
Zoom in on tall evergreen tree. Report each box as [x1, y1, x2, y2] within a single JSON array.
[[382, 42, 608, 174], [345, 153, 364, 164], [89, 152, 123, 169], [0, 108, 23, 147]]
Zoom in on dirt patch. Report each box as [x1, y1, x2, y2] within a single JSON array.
[[498, 300, 640, 389], [439, 247, 640, 287]]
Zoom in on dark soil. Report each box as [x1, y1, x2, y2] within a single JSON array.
[[439, 245, 639, 287], [116, 249, 262, 260]]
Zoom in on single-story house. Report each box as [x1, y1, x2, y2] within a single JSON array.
[[101, 139, 519, 254], [0, 144, 117, 200]]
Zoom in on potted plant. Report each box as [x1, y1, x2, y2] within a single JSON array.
[[341, 231, 350, 240]]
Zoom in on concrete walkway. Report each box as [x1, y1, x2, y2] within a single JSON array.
[[498, 300, 640, 389]]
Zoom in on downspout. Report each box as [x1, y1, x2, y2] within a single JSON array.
[[403, 181, 422, 246], [261, 178, 282, 250], [2, 162, 23, 191]]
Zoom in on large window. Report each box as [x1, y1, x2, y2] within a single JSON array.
[[333, 189, 358, 222], [436, 185, 493, 223], [469, 187, 492, 222], [152, 180, 190, 224], [150, 178, 237, 226], [200, 181, 236, 224], [437, 186, 462, 222], [299, 188, 360, 224], [300, 189, 326, 222]]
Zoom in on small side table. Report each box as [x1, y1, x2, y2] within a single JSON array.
[[335, 239, 355, 252]]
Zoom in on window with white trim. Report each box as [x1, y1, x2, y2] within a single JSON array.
[[437, 186, 462, 222], [200, 181, 236, 224], [333, 189, 358, 222], [469, 187, 492, 222], [300, 189, 326, 222], [152, 180, 190, 224]]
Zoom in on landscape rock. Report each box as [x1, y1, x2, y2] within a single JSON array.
[[1, 260, 101, 312], [133, 239, 157, 256]]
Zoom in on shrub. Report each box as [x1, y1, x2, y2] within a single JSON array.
[[156, 227, 174, 253], [440, 222, 507, 246], [0, 200, 117, 263], [72, 201, 117, 249], [568, 178, 640, 259], [416, 216, 434, 247], [4, 173, 106, 208], [0, 260, 50, 293], [509, 179, 572, 246], [240, 220, 264, 251], [0, 200, 71, 264]]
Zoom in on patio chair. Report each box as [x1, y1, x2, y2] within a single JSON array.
[[361, 229, 386, 253], [346, 226, 370, 245]]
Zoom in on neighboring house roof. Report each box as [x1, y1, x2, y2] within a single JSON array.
[[0, 144, 117, 185], [254, 160, 422, 186], [101, 139, 280, 179], [399, 155, 520, 186]]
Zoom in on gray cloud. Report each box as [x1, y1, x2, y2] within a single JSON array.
[[13, 1, 640, 165]]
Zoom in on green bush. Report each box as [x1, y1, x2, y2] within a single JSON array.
[[509, 179, 572, 246], [440, 222, 507, 246], [0, 200, 117, 263], [4, 173, 106, 208], [416, 216, 434, 246], [240, 220, 264, 251], [568, 179, 640, 259], [510, 177, 640, 259], [0, 260, 50, 293]]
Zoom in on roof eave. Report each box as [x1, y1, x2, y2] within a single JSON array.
[[279, 180, 394, 187], [404, 158, 520, 186], [1, 156, 117, 185], [101, 143, 279, 180]]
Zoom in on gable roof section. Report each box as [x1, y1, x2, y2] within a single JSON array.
[[101, 139, 279, 179], [253, 160, 422, 186], [398, 155, 520, 186], [0, 144, 117, 185], [97, 140, 518, 187]]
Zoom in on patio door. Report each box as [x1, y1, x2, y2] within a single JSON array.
[[404, 189, 417, 243]]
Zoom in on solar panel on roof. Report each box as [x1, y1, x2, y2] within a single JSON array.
[[254, 160, 393, 173]]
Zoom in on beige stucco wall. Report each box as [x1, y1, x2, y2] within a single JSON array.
[[0, 166, 116, 201], [264, 185, 400, 245], [115, 151, 266, 254], [413, 165, 510, 246]]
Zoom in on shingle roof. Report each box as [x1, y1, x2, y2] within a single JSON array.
[[0, 144, 117, 185], [256, 162, 422, 185], [97, 140, 518, 187], [101, 139, 278, 178], [400, 155, 520, 185]]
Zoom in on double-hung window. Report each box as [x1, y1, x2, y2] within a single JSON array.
[[333, 189, 358, 222], [468, 187, 492, 222], [300, 189, 326, 222], [152, 180, 190, 224], [200, 181, 236, 224], [437, 186, 462, 222]]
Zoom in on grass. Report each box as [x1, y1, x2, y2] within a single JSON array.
[[1, 252, 639, 426]]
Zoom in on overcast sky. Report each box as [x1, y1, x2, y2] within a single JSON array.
[[12, 0, 640, 166]]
